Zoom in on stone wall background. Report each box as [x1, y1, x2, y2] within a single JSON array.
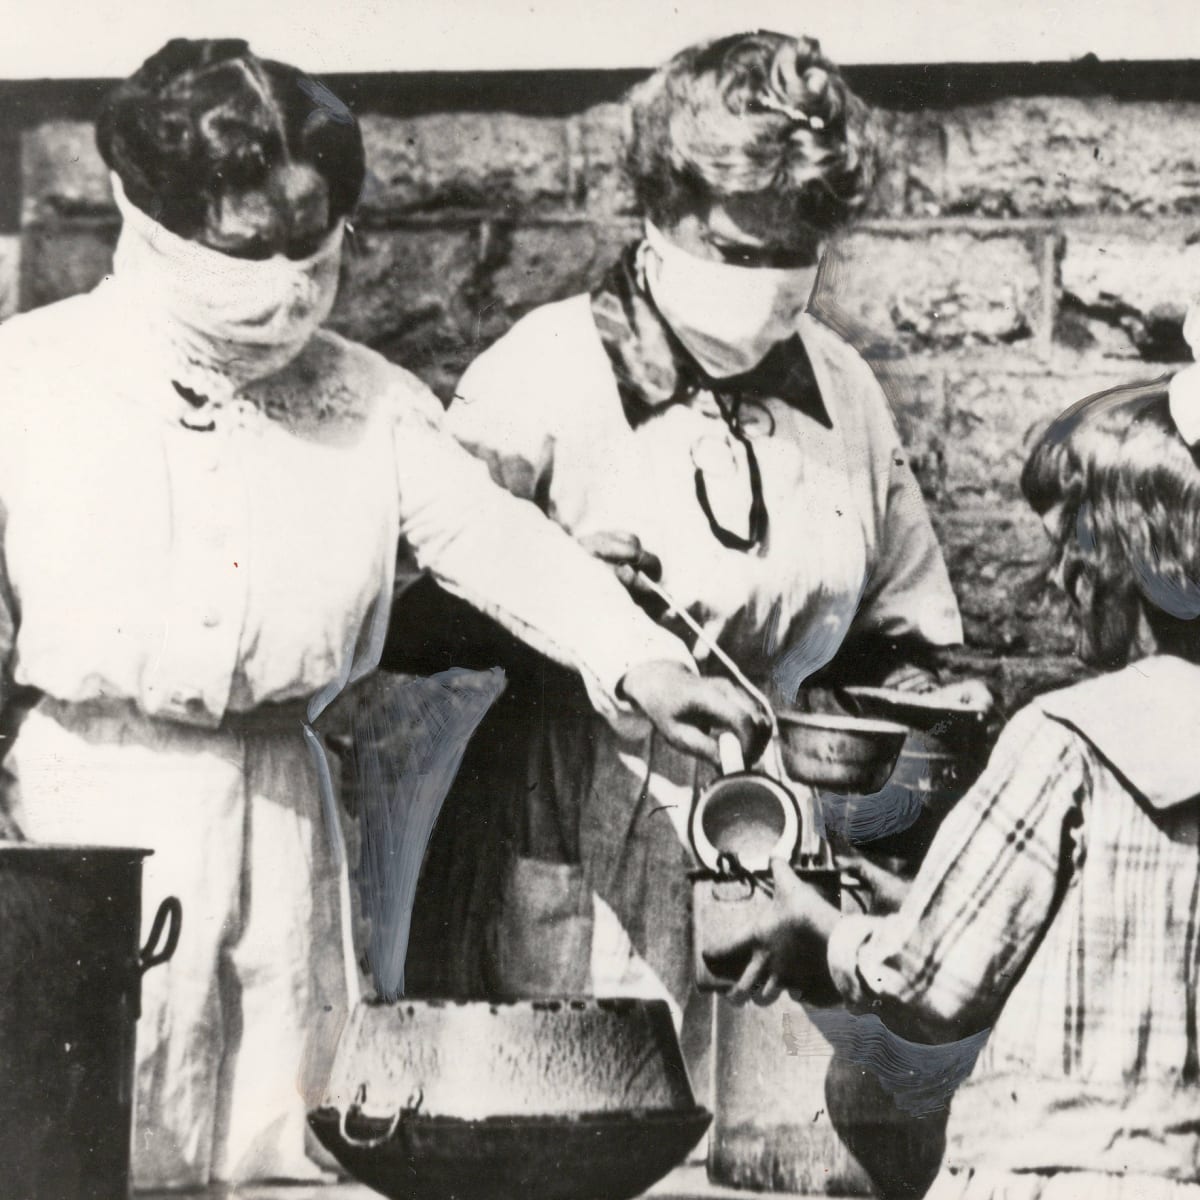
[[3, 60, 1198, 711]]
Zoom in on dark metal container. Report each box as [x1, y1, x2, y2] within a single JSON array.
[[0, 844, 180, 1200], [309, 997, 710, 1200]]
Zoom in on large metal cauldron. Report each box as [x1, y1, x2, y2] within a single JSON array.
[[0, 844, 181, 1200], [310, 997, 711, 1200]]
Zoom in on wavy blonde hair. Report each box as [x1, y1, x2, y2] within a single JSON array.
[[626, 31, 878, 234]]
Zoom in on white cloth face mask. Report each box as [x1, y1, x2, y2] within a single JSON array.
[[110, 172, 344, 399], [642, 219, 819, 379]]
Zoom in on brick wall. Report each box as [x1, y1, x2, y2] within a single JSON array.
[[3, 61, 1197, 711]]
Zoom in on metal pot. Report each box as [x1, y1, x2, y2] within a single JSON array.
[[310, 997, 710, 1200], [777, 712, 909, 795], [689, 733, 800, 875], [0, 844, 181, 1200]]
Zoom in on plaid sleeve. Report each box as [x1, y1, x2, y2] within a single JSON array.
[[828, 706, 1088, 1041]]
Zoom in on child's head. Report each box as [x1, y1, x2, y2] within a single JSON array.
[[1022, 384, 1200, 669]]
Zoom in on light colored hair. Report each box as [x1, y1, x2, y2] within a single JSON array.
[[625, 31, 878, 233]]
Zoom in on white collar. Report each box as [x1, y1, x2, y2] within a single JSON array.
[[1035, 656, 1200, 809]]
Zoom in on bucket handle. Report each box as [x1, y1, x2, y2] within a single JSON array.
[[140, 897, 182, 974]]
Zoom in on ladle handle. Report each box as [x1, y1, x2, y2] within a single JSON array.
[[717, 731, 745, 776], [636, 573, 778, 737]]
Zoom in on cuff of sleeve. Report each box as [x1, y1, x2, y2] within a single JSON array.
[[827, 913, 882, 1006]]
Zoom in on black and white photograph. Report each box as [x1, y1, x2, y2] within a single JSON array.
[[2, 2, 1200, 1198]]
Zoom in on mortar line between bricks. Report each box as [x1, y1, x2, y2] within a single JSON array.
[[865, 348, 1172, 376], [25, 207, 1200, 239], [563, 115, 583, 211], [1048, 213, 1200, 237], [854, 216, 1056, 237], [354, 211, 639, 231], [1037, 231, 1059, 363]]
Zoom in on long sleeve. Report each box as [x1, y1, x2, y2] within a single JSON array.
[[802, 315, 962, 653], [827, 707, 1088, 1042], [389, 380, 695, 721], [0, 498, 17, 711], [852, 446, 963, 650], [446, 307, 565, 501]]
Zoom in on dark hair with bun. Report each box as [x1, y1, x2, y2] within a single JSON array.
[[96, 38, 365, 239], [1021, 383, 1200, 668], [626, 30, 878, 232]]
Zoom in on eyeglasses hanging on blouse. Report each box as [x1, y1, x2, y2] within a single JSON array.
[[690, 391, 770, 552]]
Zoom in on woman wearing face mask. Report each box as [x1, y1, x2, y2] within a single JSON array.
[[0, 39, 766, 1190], [405, 32, 970, 1043]]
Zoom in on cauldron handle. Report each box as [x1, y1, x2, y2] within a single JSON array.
[[338, 1107, 402, 1150], [338, 1085, 421, 1149], [140, 897, 182, 974]]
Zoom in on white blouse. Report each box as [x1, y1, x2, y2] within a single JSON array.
[[450, 295, 962, 700], [0, 284, 694, 730]]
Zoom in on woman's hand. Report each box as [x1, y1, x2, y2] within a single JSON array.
[[879, 663, 939, 694], [619, 660, 770, 766], [705, 858, 842, 1006], [578, 531, 664, 608], [927, 678, 994, 713], [877, 667, 995, 714]]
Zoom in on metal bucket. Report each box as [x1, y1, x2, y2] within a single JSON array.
[[711, 995, 872, 1196], [0, 844, 181, 1200], [710, 999, 947, 1199]]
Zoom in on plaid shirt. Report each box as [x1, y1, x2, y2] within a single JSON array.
[[828, 692, 1200, 1179]]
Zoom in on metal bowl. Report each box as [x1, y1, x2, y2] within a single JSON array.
[[777, 712, 908, 794], [309, 997, 709, 1200]]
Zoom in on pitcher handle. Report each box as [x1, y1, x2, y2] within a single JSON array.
[[717, 731, 745, 775], [140, 897, 182, 974]]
